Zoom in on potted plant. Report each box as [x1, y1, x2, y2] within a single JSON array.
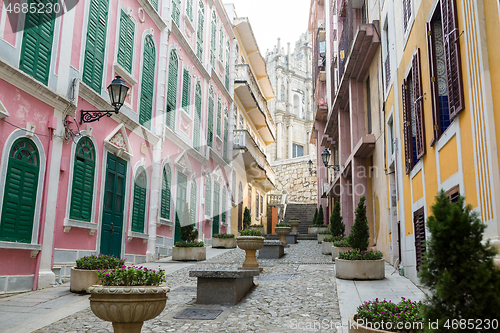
[[243, 207, 252, 230], [288, 218, 301, 233], [275, 222, 291, 246], [236, 228, 265, 272], [335, 196, 385, 280], [317, 229, 332, 243], [172, 204, 206, 261], [348, 298, 425, 332], [321, 235, 336, 255], [330, 201, 351, 259], [249, 224, 265, 234], [88, 266, 169, 333], [419, 191, 500, 329], [70, 254, 125, 293], [309, 205, 328, 234], [212, 233, 236, 248], [332, 237, 352, 260]]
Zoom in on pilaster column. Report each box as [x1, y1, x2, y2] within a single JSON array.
[[288, 124, 293, 159], [276, 122, 282, 160]]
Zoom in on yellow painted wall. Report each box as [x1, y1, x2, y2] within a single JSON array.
[[439, 135, 459, 182], [412, 170, 423, 203]]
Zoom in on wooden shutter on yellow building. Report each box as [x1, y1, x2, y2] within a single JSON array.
[[412, 49, 426, 159]]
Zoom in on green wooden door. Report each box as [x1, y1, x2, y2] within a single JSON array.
[[100, 153, 127, 257], [212, 182, 220, 235], [174, 172, 187, 244], [0, 139, 40, 243]]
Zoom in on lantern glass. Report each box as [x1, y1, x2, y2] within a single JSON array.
[[307, 159, 313, 172], [321, 149, 331, 167], [107, 76, 129, 111]]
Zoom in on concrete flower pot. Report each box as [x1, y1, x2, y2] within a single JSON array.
[[288, 219, 300, 233], [308, 226, 328, 234], [317, 233, 332, 243], [275, 226, 291, 246], [335, 258, 385, 280], [348, 314, 392, 332], [251, 226, 265, 234], [88, 285, 169, 333], [70, 267, 101, 293], [332, 246, 353, 260], [172, 246, 206, 261], [211, 237, 236, 248], [321, 241, 333, 255], [236, 236, 265, 271]]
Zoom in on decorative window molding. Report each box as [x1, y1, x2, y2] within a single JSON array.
[[104, 123, 134, 160], [113, 63, 138, 86], [0, 100, 10, 119]]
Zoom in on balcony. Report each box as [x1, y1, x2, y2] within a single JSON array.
[[234, 64, 275, 145], [233, 129, 275, 191]]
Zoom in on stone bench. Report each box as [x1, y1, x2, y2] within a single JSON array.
[[258, 240, 285, 259], [189, 270, 259, 305]]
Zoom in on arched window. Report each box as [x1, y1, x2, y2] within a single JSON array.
[[194, 82, 202, 150], [161, 164, 172, 220], [166, 50, 179, 130], [205, 174, 212, 216], [190, 180, 197, 225], [216, 97, 222, 137], [207, 87, 214, 147], [131, 167, 147, 233], [0, 138, 40, 243], [196, 1, 204, 60], [210, 11, 217, 68], [139, 35, 156, 130], [219, 29, 224, 62], [19, 0, 57, 85], [69, 137, 96, 222]]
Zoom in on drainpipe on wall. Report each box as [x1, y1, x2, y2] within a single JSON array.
[[146, 139, 162, 262]]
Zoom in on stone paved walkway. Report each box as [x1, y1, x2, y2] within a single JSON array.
[[35, 240, 341, 332]]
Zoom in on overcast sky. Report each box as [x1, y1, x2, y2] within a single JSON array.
[[224, 0, 311, 55]]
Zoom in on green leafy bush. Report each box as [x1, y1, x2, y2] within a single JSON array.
[[330, 201, 345, 238], [339, 249, 383, 260], [323, 236, 336, 242], [97, 266, 166, 286], [213, 233, 235, 238], [333, 238, 350, 247], [175, 240, 204, 247], [75, 254, 125, 270], [419, 191, 500, 330], [348, 196, 369, 251], [319, 230, 332, 235], [275, 223, 290, 227], [356, 298, 425, 332], [243, 207, 251, 230], [240, 229, 262, 236]]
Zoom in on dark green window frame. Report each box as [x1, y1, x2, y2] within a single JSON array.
[[207, 87, 214, 147], [166, 50, 179, 130], [205, 175, 211, 216], [69, 137, 96, 222], [194, 82, 202, 150], [118, 10, 135, 73], [182, 69, 191, 113], [139, 35, 156, 130], [132, 167, 147, 233], [196, 0, 204, 61], [161, 165, 172, 220]]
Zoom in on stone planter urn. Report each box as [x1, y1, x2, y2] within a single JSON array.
[[335, 258, 385, 280], [275, 226, 291, 246], [348, 314, 392, 332], [236, 236, 265, 271], [308, 226, 328, 235], [317, 233, 332, 244], [251, 226, 265, 234], [288, 219, 300, 233], [331, 246, 353, 261], [212, 237, 236, 248], [88, 285, 169, 333], [321, 241, 333, 255], [172, 246, 206, 261], [70, 267, 101, 293]]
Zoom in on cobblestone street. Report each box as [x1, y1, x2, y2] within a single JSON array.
[[36, 240, 341, 333]]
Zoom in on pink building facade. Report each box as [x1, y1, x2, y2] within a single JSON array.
[[0, 0, 234, 293]]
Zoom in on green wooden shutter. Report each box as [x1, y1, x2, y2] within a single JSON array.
[[118, 11, 135, 73], [182, 69, 191, 112], [0, 139, 40, 243], [83, 0, 109, 92], [132, 168, 147, 232], [221, 187, 226, 224], [219, 29, 224, 62], [139, 35, 156, 130], [225, 41, 230, 90], [149, 0, 158, 11], [19, 0, 56, 85], [216, 98, 222, 137], [223, 108, 228, 159], [186, 0, 193, 21], [194, 83, 202, 150], [190, 181, 197, 225], [161, 165, 171, 219], [210, 11, 216, 68], [166, 50, 178, 130], [69, 137, 96, 222], [171, 0, 181, 27], [207, 87, 214, 147], [205, 175, 211, 216], [213, 182, 220, 235], [196, 1, 204, 61]]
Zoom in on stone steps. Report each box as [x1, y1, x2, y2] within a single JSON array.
[[283, 203, 318, 234]]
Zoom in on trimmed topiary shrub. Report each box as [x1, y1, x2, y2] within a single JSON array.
[[317, 205, 324, 225], [243, 207, 251, 230], [419, 190, 500, 331], [347, 196, 369, 251], [312, 207, 318, 225], [330, 201, 345, 238]]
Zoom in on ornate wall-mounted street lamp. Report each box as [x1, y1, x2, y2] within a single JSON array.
[[80, 76, 130, 124], [307, 159, 317, 175], [321, 148, 340, 171]]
